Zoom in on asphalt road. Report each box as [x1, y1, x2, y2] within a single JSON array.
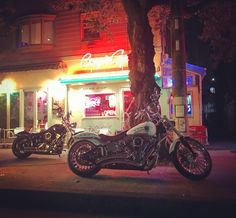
[[0, 148, 236, 217]]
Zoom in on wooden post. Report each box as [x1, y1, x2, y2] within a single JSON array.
[[170, 0, 188, 134]]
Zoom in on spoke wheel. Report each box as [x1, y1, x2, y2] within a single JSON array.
[[172, 137, 212, 180], [68, 141, 100, 177], [12, 137, 32, 159]]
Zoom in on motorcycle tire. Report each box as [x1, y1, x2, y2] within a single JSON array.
[[68, 140, 101, 178], [172, 137, 212, 181], [12, 136, 32, 159]]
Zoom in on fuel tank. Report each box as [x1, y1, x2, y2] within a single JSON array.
[[127, 121, 156, 136]]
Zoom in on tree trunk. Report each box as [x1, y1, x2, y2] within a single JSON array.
[[122, 0, 160, 111]]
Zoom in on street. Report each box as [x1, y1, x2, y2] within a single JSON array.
[[0, 148, 236, 217]]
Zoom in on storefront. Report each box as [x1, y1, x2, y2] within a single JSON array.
[[0, 49, 205, 136]]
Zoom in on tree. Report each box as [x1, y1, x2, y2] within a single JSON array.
[[121, 1, 162, 110], [197, 0, 236, 69], [0, 1, 15, 51]]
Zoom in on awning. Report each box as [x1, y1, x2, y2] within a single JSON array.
[[59, 70, 161, 84], [0, 61, 67, 72]]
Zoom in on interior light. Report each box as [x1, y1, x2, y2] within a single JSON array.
[[0, 79, 16, 92]]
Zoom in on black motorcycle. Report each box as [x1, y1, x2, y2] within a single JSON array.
[[12, 110, 78, 159], [67, 88, 212, 181]]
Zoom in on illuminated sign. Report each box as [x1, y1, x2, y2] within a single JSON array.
[[85, 93, 116, 117], [68, 49, 128, 74]]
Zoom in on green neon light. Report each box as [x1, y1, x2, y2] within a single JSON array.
[[60, 73, 160, 84]]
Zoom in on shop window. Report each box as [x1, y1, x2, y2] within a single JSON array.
[[81, 12, 100, 41], [10, 92, 20, 128], [52, 97, 65, 119], [85, 93, 116, 117], [37, 90, 48, 129], [17, 15, 55, 48], [162, 75, 195, 88], [24, 91, 34, 131], [187, 93, 193, 116], [0, 93, 7, 129]]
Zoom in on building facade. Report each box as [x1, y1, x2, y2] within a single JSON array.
[[0, 5, 205, 136]]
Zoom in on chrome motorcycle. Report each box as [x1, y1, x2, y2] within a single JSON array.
[[68, 89, 212, 181], [12, 110, 78, 159]]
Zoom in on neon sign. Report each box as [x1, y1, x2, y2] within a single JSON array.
[[68, 49, 128, 74]]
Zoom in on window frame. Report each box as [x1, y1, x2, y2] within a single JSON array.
[[16, 14, 55, 49], [80, 12, 100, 41]]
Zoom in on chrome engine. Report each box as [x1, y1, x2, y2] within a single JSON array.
[[104, 135, 156, 162]]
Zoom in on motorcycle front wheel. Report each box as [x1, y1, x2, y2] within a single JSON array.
[[12, 136, 32, 159], [172, 137, 212, 181], [68, 140, 100, 178]]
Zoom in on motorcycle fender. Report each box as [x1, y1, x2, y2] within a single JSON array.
[[73, 132, 100, 140], [169, 138, 180, 154], [15, 131, 31, 137], [75, 138, 102, 146], [72, 132, 102, 146]]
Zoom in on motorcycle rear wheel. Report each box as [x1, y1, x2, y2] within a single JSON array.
[[172, 137, 212, 181], [68, 140, 100, 177], [12, 137, 32, 159]]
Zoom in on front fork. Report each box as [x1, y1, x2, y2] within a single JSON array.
[[169, 136, 195, 156]]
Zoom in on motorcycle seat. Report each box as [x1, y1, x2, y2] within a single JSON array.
[[99, 131, 127, 142]]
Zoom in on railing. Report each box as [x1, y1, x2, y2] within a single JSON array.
[[0, 128, 16, 147]]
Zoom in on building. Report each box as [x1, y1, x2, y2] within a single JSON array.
[[0, 3, 206, 138]]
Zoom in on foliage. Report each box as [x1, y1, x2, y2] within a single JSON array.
[[0, 1, 15, 38], [50, 0, 124, 34], [197, 0, 236, 66]]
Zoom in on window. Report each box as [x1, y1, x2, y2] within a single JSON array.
[[37, 90, 48, 129], [0, 93, 7, 129], [85, 93, 116, 117], [187, 93, 193, 116], [17, 15, 55, 48], [24, 91, 34, 131], [81, 13, 100, 41], [10, 92, 20, 128]]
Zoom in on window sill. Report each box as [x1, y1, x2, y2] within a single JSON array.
[[17, 44, 54, 52]]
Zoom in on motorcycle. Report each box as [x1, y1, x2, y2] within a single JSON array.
[[12, 109, 79, 159], [67, 89, 212, 181]]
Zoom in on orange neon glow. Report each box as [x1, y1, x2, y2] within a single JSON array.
[[68, 49, 128, 74]]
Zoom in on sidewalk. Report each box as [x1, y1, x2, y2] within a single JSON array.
[[207, 140, 236, 151]]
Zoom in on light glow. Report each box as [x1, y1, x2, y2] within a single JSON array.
[[68, 49, 128, 74], [45, 80, 66, 101], [0, 79, 16, 92]]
